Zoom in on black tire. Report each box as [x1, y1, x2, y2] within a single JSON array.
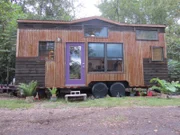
[[92, 83, 108, 98], [109, 82, 125, 97]]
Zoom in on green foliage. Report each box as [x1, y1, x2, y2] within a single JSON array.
[[98, 0, 180, 24], [18, 81, 37, 97], [15, 0, 75, 20], [166, 24, 180, 61], [48, 87, 57, 95], [0, 1, 26, 83], [150, 78, 180, 93], [168, 60, 180, 81]]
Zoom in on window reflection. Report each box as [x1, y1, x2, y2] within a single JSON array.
[[136, 30, 158, 40], [70, 46, 81, 79], [88, 43, 105, 72], [107, 58, 123, 71], [107, 44, 123, 57], [107, 44, 123, 72], [88, 58, 104, 72], [39, 41, 54, 60], [84, 25, 108, 37], [88, 43, 123, 72], [88, 43, 104, 57]]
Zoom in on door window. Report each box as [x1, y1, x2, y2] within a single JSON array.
[[69, 46, 81, 79]]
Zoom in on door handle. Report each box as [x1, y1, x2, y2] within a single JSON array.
[[82, 63, 85, 68]]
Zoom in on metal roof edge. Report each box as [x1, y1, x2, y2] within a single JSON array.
[[17, 16, 166, 28]]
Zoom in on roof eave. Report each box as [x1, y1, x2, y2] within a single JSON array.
[[17, 16, 166, 28]]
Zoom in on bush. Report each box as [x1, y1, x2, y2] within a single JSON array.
[[168, 59, 180, 82], [48, 87, 57, 96], [18, 81, 37, 97], [150, 78, 180, 94]]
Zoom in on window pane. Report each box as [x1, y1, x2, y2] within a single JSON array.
[[107, 58, 123, 72], [47, 42, 54, 50], [88, 43, 104, 57], [152, 47, 163, 61], [39, 41, 54, 60], [107, 44, 123, 57], [70, 46, 81, 79], [85, 25, 108, 37], [39, 42, 46, 46], [88, 58, 104, 72], [39, 44, 46, 51], [136, 30, 158, 40]]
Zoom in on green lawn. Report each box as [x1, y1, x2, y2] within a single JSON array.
[[68, 97, 180, 107], [0, 99, 33, 109], [43, 97, 180, 108], [0, 97, 180, 109]]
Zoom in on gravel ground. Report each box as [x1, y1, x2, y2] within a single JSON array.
[[0, 106, 180, 135]]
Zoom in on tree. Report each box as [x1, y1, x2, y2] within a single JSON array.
[[98, 0, 180, 25], [0, 0, 26, 84], [15, 0, 76, 20], [166, 23, 180, 61], [168, 59, 180, 81], [166, 23, 180, 81]]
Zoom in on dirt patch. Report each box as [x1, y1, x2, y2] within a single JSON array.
[[0, 106, 180, 135]]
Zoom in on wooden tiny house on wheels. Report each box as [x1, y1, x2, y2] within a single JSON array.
[[16, 16, 168, 97]]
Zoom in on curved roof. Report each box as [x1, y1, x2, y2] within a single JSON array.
[[17, 16, 166, 28]]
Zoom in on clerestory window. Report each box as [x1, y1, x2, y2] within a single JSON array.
[[136, 30, 158, 40], [84, 25, 108, 38]]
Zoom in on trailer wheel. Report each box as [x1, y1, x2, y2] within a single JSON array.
[[109, 82, 125, 97], [92, 83, 108, 98]]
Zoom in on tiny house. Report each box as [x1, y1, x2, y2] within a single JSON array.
[[16, 16, 168, 97]]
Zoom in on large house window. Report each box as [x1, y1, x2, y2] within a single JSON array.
[[107, 44, 123, 71], [39, 41, 55, 60], [136, 30, 158, 40], [84, 25, 108, 37], [152, 47, 164, 61], [88, 43, 105, 72], [88, 43, 123, 72]]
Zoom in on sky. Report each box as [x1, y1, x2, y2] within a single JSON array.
[[75, 0, 101, 19]]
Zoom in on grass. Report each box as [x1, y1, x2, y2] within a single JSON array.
[[42, 97, 180, 108], [42, 99, 66, 108], [68, 97, 180, 107], [132, 97, 180, 106], [0, 99, 33, 109], [0, 97, 180, 109]]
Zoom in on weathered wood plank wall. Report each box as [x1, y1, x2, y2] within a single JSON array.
[[16, 28, 166, 87], [16, 57, 45, 86], [143, 58, 168, 85]]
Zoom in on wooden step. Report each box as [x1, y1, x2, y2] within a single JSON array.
[[65, 91, 87, 101]]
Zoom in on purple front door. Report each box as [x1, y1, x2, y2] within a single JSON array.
[[66, 43, 85, 86]]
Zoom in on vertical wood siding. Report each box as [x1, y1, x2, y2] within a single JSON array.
[[17, 29, 166, 87]]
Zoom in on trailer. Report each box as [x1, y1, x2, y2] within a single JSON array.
[[15, 16, 168, 98]]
